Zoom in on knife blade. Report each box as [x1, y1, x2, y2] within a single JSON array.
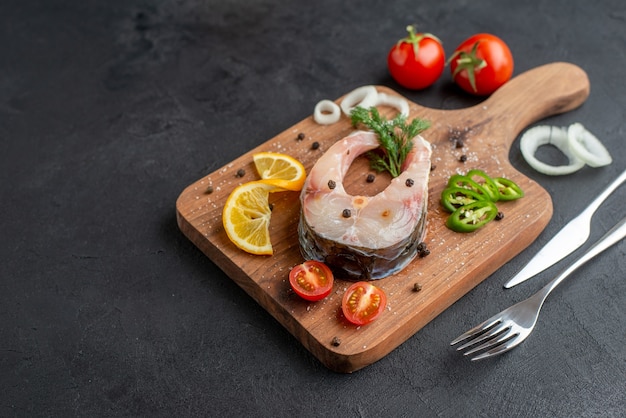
[[504, 168, 626, 288]]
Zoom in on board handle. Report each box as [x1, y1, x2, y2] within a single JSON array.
[[481, 62, 590, 134]]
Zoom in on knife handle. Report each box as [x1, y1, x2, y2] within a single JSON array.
[[580, 169, 626, 218], [540, 216, 626, 297]]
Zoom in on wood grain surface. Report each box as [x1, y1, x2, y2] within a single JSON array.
[[176, 62, 589, 372]]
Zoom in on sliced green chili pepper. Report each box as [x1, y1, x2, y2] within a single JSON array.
[[466, 169, 500, 201], [493, 177, 524, 201], [446, 174, 494, 201], [446, 200, 498, 232], [442, 169, 524, 233], [440, 186, 487, 213]]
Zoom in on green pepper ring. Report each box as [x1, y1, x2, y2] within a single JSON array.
[[493, 177, 524, 201], [465, 169, 501, 201], [446, 200, 498, 233], [440, 186, 488, 213], [446, 174, 493, 200]]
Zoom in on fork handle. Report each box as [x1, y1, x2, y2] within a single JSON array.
[[536, 216, 626, 301]]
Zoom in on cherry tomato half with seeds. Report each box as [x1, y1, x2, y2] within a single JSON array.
[[341, 281, 387, 326], [289, 260, 334, 301], [449, 33, 513, 96], [387, 25, 445, 90]]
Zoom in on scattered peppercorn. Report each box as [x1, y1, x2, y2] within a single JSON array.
[[205, 185, 214, 194], [328, 180, 336, 189], [430, 165, 436, 171], [236, 168, 245, 177], [412, 283, 422, 292], [459, 154, 467, 162], [342, 209, 351, 218], [495, 211, 504, 221], [311, 141, 320, 150], [416, 242, 430, 257], [456, 139, 464, 148], [297, 132, 305, 141], [366, 173, 375, 183], [405, 178, 414, 187], [331, 336, 341, 347]]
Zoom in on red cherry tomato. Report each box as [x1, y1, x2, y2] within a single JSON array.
[[387, 25, 445, 90], [289, 260, 334, 301], [449, 33, 514, 96], [341, 281, 387, 326]]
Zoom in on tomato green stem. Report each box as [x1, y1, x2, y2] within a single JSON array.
[[399, 25, 442, 59], [448, 41, 487, 93]]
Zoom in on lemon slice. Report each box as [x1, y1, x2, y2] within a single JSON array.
[[253, 152, 306, 191], [222, 181, 277, 255]]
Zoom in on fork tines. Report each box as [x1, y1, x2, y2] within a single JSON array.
[[450, 318, 519, 361]]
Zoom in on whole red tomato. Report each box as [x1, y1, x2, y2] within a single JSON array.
[[449, 33, 514, 96], [387, 25, 445, 90]]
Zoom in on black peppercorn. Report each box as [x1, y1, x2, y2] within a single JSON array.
[[495, 211, 504, 221], [416, 242, 430, 257], [405, 178, 414, 187], [328, 180, 336, 189], [459, 154, 467, 162], [205, 185, 214, 194], [342, 209, 351, 218], [297, 132, 305, 141], [236, 168, 245, 177], [366, 174, 375, 183], [311, 141, 320, 150], [412, 283, 422, 292], [331, 337, 341, 347]]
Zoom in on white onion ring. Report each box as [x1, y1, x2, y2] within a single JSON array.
[[313, 100, 341, 125], [520, 125, 586, 175], [567, 123, 612, 168], [374, 92, 410, 117], [340, 85, 379, 116]]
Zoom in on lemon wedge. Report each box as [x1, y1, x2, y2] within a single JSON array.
[[253, 152, 306, 191], [222, 181, 278, 255]]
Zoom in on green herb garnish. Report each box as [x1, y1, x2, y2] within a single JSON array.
[[350, 106, 430, 178]]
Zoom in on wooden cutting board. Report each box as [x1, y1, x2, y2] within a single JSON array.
[[176, 62, 589, 373]]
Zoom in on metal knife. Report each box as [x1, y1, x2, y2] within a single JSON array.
[[504, 168, 626, 288]]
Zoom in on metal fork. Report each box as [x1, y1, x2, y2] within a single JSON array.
[[451, 216, 626, 361]]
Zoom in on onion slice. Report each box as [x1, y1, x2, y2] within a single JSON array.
[[375, 92, 410, 117], [520, 125, 586, 175], [313, 100, 341, 125], [340, 85, 379, 116], [567, 123, 612, 167]]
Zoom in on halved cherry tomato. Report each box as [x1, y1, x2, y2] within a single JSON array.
[[289, 260, 334, 301], [449, 33, 513, 96], [387, 25, 445, 90], [341, 281, 387, 326]]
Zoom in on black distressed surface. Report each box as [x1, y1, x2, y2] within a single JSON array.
[[1, 0, 625, 416]]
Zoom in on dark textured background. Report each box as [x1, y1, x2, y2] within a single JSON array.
[[2, 0, 625, 416]]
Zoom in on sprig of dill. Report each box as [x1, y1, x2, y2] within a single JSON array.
[[350, 106, 430, 178]]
